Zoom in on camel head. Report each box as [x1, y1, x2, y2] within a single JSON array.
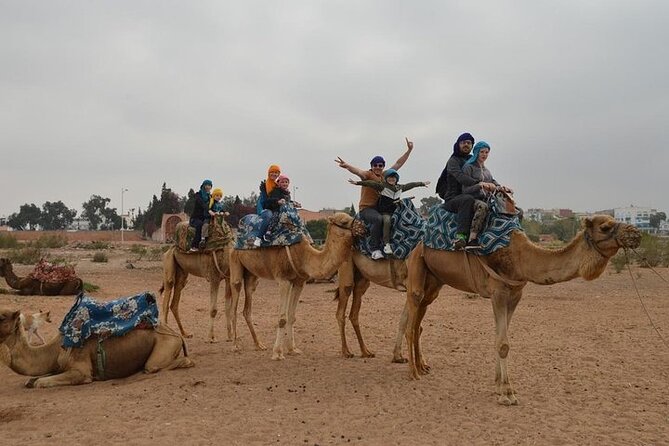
[[327, 213, 367, 238], [582, 215, 641, 257], [0, 309, 21, 343]]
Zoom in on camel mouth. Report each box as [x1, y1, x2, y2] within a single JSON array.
[[618, 226, 642, 249]]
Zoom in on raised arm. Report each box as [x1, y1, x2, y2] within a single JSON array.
[[389, 137, 414, 170], [400, 180, 430, 192], [349, 178, 385, 191], [335, 157, 368, 179]]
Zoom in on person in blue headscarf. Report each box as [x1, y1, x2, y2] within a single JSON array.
[[435, 133, 498, 250], [189, 179, 213, 251]]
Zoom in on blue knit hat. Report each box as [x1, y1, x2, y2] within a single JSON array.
[[465, 141, 491, 165], [383, 168, 400, 182], [453, 132, 475, 154], [370, 156, 385, 166]]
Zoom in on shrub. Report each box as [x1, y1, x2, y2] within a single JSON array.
[[92, 252, 108, 263], [130, 244, 147, 255], [83, 282, 100, 292], [610, 253, 629, 274], [8, 247, 43, 265], [638, 234, 662, 268], [0, 233, 18, 248], [32, 234, 68, 248], [146, 247, 165, 261]]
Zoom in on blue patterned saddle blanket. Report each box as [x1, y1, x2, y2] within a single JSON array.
[[424, 205, 522, 255], [235, 204, 312, 250], [356, 199, 426, 260], [59, 292, 159, 348]]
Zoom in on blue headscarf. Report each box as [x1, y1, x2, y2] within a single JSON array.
[[453, 132, 475, 154], [199, 179, 213, 201], [465, 141, 490, 165]]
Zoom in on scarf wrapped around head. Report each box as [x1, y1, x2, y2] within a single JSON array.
[[453, 132, 475, 154], [265, 164, 281, 195], [465, 141, 491, 165], [209, 188, 223, 208], [199, 179, 213, 201]]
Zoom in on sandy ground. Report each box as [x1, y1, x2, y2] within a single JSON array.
[[1, 247, 668, 445]]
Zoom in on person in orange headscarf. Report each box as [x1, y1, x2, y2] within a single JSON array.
[[256, 164, 281, 214]]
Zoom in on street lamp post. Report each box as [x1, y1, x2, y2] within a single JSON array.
[[121, 188, 128, 243]]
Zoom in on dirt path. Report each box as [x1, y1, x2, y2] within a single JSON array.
[[1, 253, 668, 445]]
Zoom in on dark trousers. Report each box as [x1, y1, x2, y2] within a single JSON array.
[[189, 217, 204, 248], [442, 194, 475, 235], [360, 207, 383, 250]]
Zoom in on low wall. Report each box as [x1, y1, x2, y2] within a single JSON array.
[[8, 230, 144, 242]]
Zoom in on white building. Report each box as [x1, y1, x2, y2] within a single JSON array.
[[614, 205, 655, 232]]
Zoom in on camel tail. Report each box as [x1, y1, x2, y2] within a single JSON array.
[[181, 338, 189, 357]]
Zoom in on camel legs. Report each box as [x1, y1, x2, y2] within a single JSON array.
[[348, 278, 374, 358], [228, 258, 245, 351], [144, 332, 194, 373], [286, 280, 305, 355], [168, 270, 191, 338], [272, 280, 293, 360], [25, 368, 92, 388], [391, 300, 409, 363], [242, 274, 266, 350], [206, 278, 222, 343], [492, 289, 522, 406], [224, 280, 234, 341]]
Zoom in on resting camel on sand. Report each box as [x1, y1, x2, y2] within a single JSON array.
[[0, 258, 83, 296], [0, 309, 193, 388], [405, 215, 641, 405], [229, 212, 366, 360], [335, 254, 410, 360], [160, 217, 233, 343]]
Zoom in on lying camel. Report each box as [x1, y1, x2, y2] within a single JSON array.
[[0, 258, 83, 296], [0, 309, 193, 388]]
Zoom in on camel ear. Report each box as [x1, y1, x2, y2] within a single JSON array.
[[11, 310, 20, 321], [584, 217, 594, 229], [327, 216, 334, 223]]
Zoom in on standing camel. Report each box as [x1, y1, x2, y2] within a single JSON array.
[[229, 213, 366, 360], [160, 217, 233, 343], [405, 215, 641, 405], [0, 258, 83, 296], [0, 308, 193, 388], [335, 253, 410, 360]]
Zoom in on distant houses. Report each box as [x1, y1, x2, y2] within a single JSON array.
[[526, 205, 666, 234]]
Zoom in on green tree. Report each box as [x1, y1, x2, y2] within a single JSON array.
[[82, 195, 112, 230], [343, 203, 357, 216], [419, 196, 442, 215], [649, 212, 667, 229], [39, 201, 77, 230], [305, 219, 328, 241], [548, 217, 580, 242], [183, 189, 196, 216], [7, 203, 41, 230]]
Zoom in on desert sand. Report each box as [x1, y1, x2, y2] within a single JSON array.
[[1, 247, 668, 445]]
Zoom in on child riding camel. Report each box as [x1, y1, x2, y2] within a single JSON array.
[[349, 169, 429, 258]]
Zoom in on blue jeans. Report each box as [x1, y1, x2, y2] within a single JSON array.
[[360, 207, 383, 251]]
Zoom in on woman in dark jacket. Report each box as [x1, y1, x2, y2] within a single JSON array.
[[189, 179, 212, 251]]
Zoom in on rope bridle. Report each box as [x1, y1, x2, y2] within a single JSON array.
[[583, 222, 621, 258]]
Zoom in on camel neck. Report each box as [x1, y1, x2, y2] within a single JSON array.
[[1, 264, 22, 289], [2, 329, 62, 376], [301, 229, 352, 280], [513, 231, 609, 284]]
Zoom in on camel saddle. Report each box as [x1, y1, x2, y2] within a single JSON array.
[[356, 198, 425, 260], [235, 205, 312, 250], [424, 205, 522, 255], [174, 215, 232, 253], [59, 292, 159, 348], [29, 258, 78, 283]]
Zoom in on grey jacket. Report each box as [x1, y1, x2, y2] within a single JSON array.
[[462, 163, 500, 200]]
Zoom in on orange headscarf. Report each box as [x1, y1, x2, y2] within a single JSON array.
[[265, 164, 281, 195]]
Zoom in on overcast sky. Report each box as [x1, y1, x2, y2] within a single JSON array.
[[1, 1, 667, 219]]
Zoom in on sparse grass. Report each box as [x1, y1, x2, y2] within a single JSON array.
[[77, 241, 111, 250], [0, 233, 19, 248], [8, 247, 44, 265], [130, 244, 147, 255], [83, 282, 100, 292], [31, 234, 68, 249], [610, 253, 628, 274], [92, 252, 108, 263], [145, 247, 165, 261], [0, 287, 11, 295]]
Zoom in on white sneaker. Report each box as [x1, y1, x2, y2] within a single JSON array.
[[371, 250, 384, 260], [253, 237, 262, 247], [383, 244, 393, 255]]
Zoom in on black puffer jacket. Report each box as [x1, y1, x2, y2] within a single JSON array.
[[435, 153, 479, 201]]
